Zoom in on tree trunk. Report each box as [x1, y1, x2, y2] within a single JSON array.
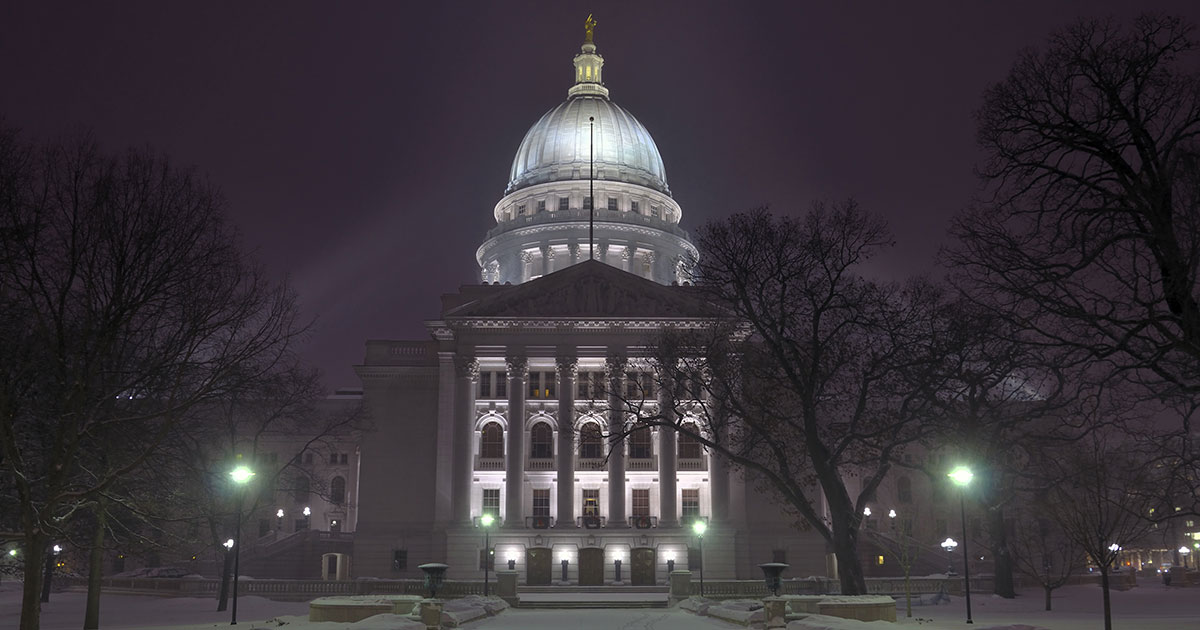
[[830, 520, 867, 594], [1100, 567, 1113, 630], [904, 568, 912, 617], [1044, 584, 1052, 611], [216, 547, 232, 612], [85, 505, 108, 630], [19, 534, 47, 630], [987, 505, 1015, 598]]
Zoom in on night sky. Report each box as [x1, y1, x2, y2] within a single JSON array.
[[3, 1, 1197, 388]]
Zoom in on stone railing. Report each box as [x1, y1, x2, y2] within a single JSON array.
[[627, 457, 657, 471], [678, 458, 706, 471], [526, 458, 555, 471], [475, 457, 504, 471], [577, 458, 605, 471], [61, 577, 488, 601], [687, 576, 957, 599]]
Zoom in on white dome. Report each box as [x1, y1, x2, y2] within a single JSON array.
[[506, 96, 670, 196]]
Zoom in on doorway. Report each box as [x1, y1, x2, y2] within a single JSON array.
[[526, 547, 552, 586], [578, 547, 604, 586], [631, 548, 656, 586]]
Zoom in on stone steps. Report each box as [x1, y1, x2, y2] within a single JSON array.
[[517, 599, 670, 609]]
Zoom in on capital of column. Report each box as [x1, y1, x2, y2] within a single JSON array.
[[520, 251, 534, 263], [604, 354, 627, 380], [642, 251, 656, 264], [621, 248, 632, 261], [506, 355, 529, 379], [556, 356, 578, 379], [454, 355, 479, 380]]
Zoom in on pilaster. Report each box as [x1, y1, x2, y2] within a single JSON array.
[[504, 355, 529, 528]]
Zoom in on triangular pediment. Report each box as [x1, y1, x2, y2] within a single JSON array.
[[445, 260, 713, 319]]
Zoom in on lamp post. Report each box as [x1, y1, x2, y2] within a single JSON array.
[[941, 538, 959, 576], [303, 506, 311, 530], [480, 513, 494, 596], [41, 544, 61, 603], [948, 465, 974, 624], [276, 508, 284, 532], [1178, 546, 1190, 570], [229, 464, 255, 625], [693, 520, 707, 597]]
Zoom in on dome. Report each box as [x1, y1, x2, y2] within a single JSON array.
[[506, 96, 670, 196]]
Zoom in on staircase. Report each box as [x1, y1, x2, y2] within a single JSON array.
[[516, 585, 671, 609]]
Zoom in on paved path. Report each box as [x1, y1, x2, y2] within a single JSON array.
[[472, 608, 736, 629]]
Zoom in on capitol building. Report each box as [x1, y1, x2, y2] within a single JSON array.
[[351, 27, 828, 586]]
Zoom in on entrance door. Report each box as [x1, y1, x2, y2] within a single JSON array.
[[579, 547, 604, 586], [526, 548, 552, 586], [631, 548, 656, 586]]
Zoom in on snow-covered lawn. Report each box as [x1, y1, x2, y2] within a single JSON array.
[[2, 581, 1196, 630]]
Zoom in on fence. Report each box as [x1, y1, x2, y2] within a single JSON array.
[[60, 577, 488, 602]]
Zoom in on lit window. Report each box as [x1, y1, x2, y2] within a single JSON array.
[[877, 555, 885, 566], [633, 489, 650, 517], [586, 66, 591, 80], [682, 489, 700, 519], [330, 476, 346, 504], [482, 489, 500, 517], [533, 489, 550, 517], [583, 489, 600, 516]]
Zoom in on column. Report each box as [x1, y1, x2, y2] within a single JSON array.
[[710, 404, 731, 524], [452, 355, 479, 524], [540, 244, 552, 277], [520, 251, 533, 283], [642, 251, 656, 281], [569, 242, 580, 265], [504, 356, 528, 528], [606, 354, 627, 527], [555, 356, 577, 528], [621, 247, 634, 272], [657, 379, 678, 528]]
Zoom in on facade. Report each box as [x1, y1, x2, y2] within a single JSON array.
[[351, 31, 827, 585]]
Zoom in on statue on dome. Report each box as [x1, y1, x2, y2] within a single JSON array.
[[584, 14, 597, 43]]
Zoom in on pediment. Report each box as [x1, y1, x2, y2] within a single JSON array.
[[445, 260, 713, 319]]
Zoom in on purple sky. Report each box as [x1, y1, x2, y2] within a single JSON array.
[[3, 1, 1197, 388]]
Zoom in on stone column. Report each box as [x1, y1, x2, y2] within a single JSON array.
[[621, 247, 634, 272], [541, 244, 552, 277], [710, 404, 731, 524], [452, 355, 479, 524], [657, 379, 678, 528], [504, 356, 528, 528], [555, 357, 577, 528], [606, 354, 627, 528], [642, 250, 656, 281], [520, 251, 533, 283], [569, 242, 581, 266]]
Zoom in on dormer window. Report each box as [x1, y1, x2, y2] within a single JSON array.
[[607, 198, 617, 211], [558, 197, 569, 211], [517, 204, 526, 216]]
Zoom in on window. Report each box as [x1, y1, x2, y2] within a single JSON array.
[[480, 373, 491, 398], [330, 476, 346, 504], [682, 489, 700, 519], [293, 476, 310, 502], [898, 477, 913, 504], [630, 427, 652, 459], [631, 200, 639, 213], [481, 423, 504, 459], [340, 454, 348, 465], [678, 424, 702, 459], [544, 372, 555, 398], [583, 489, 600, 516], [639, 372, 654, 397], [583, 196, 592, 210], [558, 197, 569, 211], [580, 424, 603, 459], [496, 372, 507, 398], [529, 372, 540, 398], [626, 371, 639, 398], [651, 205, 661, 218], [632, 489, 650, 517], [531, 423, 553, 459], [392, 550, 408, 572], [607, 197, 617, 211], [772, 549, 787, 564], [517, 204, 526, 216], [528, 371, 555, 399], [482, 489, 500, 517], [533, 489, 550, 517], [877, 555, 885, 566], [330, 453, 339, 465], [536, 199, 546, 213]]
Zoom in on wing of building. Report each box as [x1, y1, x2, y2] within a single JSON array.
[[351, 30, 829, 586]]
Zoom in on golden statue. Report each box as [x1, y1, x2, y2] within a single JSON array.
[[584, 14, 597, 43]]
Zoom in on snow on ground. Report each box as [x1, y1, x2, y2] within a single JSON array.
[[3, 581, 1197, 630]]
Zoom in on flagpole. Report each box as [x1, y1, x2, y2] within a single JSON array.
[[589, 115, 594, 260]]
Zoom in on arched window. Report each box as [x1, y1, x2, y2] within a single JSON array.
[[530, 423, 553, 459], [898, 476, 913, 504], [678, 423, 702, 459], [630, 426, 652, 459], [330, 476, 346, 504], [579, 423, 603, 459], [481, 422, 504, 459]]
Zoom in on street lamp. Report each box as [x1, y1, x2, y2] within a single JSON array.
[[1178, 546, 1190, 570], [693, 520, 707, 597], [229, 464, 255, 625], [276, 508, 284, 532], [41, 544, 62, 603], [940, 538, 958, 575], [948, 465, 974, 625], [480, 513, 494, 596], [303, 506, 311, 530]]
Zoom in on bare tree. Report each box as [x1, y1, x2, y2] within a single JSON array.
[[1036, 430, 1164, 630], [948, 14, 1200, 398], [623, 204, 947, 595], [0, 127, 308, 630], [1009, 496, 1086, 611]]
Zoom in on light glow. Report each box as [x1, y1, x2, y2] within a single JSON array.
[[303, 506, 311, 517], [223, 539, 234, 549], [863, 507, 872, 517], [888, 509, 897, 519], [480, 513, 495, 528], [276, 508, 284, 518], [948, 466, 974, 487], [692, 520, 707, 536], [229, 466, 255, 484], [52, 545, 62, 554], [940, 537, 958, 551]]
